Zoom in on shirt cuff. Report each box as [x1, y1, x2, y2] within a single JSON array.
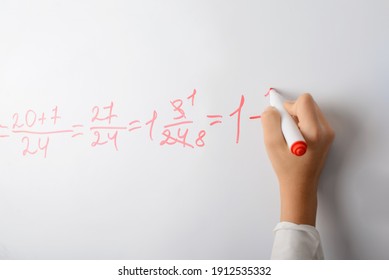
[[271, 221, 324, 260]]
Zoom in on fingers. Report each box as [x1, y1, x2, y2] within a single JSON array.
[[261, 106, 288, 154], [313, 102, 335, 143], [283, 94, 321, 142], [284, 93, 335, 146]]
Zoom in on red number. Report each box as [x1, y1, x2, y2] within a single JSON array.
[[22, 136, 50, 158], [91, 131, 119, 151], [25, 110, 37, 127], [195, 130, 206, 147], [108, 131, 119, 151], [145, 110, 158, 141], [91, 106, 99, 122], [12, 113, 24, 129], [187, 89, 197, 106], [38, 137, 50, 158], [160, 128, 194, 148], [91, 101, 117, 124], [22, 137, 37, 156], [91, 131, 108, 147], [229, 95, 245, 144], [51, 106, 61, 125], [170, 99, 186, 120]]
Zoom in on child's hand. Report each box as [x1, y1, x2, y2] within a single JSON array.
[[261, 93, 334, 226]]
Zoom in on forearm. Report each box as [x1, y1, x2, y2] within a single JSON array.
[[280, 188, 317, 226]]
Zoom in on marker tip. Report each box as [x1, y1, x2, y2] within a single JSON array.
[[265, 87, 274, 97]]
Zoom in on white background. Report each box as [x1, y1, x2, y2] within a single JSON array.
[[0, 0, 388, 259]]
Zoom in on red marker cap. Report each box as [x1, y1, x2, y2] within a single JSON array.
[[291, 141, 307, 156]]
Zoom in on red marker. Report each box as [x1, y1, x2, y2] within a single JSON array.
[[268, 88, 307, 156]]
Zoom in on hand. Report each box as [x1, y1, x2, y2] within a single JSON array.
[[261, 93, 334, 226]]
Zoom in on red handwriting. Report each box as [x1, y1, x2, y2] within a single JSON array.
[[6, 106, 63, 158], [128, 120, 141, 132], [22, 136, 50, 158], [207, 115, 223, 126], [51, 106, 61, 125], [92, 101, 117, 124], [145, 110, 158, 141], [229, 95, 245, 144], [72, 124, 84, 138], [160, 128, 194, 148], [12, 129, 74, 135], [91, 102, 122, 151], [0, 88, 267, 158], [195, 130, 206, 147], [187, 89, 197, 106], [170, 99, 186, 120]]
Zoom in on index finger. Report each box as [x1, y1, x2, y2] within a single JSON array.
[[284, 93, 321, 142]]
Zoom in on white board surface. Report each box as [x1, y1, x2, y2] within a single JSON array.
[[0, 0, 388, 259]]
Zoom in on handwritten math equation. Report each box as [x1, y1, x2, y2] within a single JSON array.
[[0, 90, 265, 158]]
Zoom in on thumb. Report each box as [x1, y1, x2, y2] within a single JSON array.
[[283, 100, 295, 116], [261, 106, 287, 153]]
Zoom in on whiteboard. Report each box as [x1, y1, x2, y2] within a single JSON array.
[[0, 0, 388, 259]]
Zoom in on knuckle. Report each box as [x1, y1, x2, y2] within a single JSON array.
[[309, 127, 322, 142], [310, 126, 335, 145], [299, 93, 315, 106], [261, 107, 279, 121], [326, 126, 335, 143]]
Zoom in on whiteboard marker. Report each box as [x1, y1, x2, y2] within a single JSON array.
[[268, 88, 307, 156]]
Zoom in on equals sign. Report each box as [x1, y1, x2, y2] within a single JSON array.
[[72, 124, 84, 138], [0, 124, 10, 138], [207, 115, 223, 126]]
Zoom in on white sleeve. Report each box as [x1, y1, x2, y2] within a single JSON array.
[[271, 221, 324, 260]]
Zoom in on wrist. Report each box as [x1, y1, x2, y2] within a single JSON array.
[[279, 186, 318, 226]]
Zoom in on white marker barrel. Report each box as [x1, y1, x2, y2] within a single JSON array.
[[269, 88, 307, 156]]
